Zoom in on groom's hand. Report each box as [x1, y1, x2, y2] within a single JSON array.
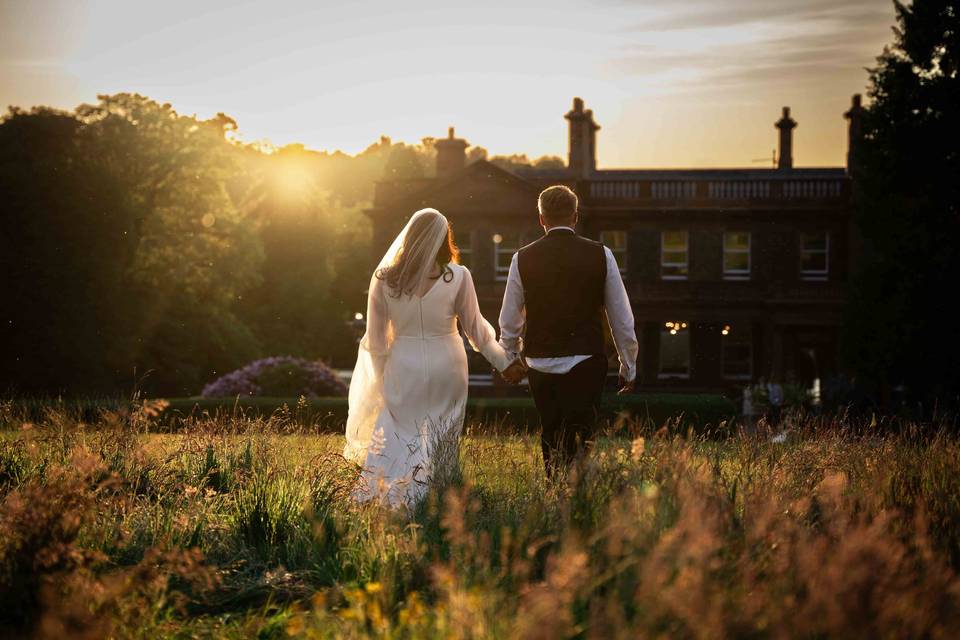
[[617, 376, 635, 395], [501, 358, 527, 385]]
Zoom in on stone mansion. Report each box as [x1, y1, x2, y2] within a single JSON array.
[[366, 96, 866, 392]]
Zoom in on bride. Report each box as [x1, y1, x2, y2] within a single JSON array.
[[343, 208, 519, 506]]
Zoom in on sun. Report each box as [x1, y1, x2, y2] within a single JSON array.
[[268, 154, 317, 203]]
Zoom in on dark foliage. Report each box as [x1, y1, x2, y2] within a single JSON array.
[[843, 0, 960, 409]]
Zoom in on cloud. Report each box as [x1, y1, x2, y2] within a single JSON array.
[[605, 0, 895, 93], [620, 0, 893, 33]]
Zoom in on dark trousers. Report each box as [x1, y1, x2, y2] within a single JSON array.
[[527, 355, 607, 476]]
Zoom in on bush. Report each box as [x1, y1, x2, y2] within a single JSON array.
[[201, 356, 347, 398]]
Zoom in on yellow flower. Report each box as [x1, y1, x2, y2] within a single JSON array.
[[286, 614, 306, 636], [364, 581, 382, 594], [399, 592, 424, 626], [368, 601, 386, 629]]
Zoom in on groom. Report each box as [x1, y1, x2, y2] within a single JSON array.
[[499, 185, 638, 475]]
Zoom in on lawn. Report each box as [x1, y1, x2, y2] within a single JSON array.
[[1, 401, 959, 638]]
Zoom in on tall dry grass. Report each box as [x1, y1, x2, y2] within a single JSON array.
[[1, 400, 958, 638]]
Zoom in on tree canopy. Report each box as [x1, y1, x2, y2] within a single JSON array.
[[843, 0, 960, 407]]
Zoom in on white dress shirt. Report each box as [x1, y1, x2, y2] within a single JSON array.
[[498, 226, 639, 381]]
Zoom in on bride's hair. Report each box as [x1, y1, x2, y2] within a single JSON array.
[[376, 210, 461, 297]]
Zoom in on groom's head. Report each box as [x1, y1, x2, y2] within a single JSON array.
[[538, 185, 579, 230]]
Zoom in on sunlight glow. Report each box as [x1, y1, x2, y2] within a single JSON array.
[[269, 158, 316, 203]]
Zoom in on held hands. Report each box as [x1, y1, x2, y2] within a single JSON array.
[[500, 357, 528, 385]]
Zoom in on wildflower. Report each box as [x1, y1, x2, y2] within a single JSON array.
[[398, 592, 425, 626], [286, 613, 305, 636]]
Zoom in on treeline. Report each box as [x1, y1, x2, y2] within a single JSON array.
[[0, 93, 560, 396]]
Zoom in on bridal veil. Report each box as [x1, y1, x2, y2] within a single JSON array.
[[342, 208, 451, 463]]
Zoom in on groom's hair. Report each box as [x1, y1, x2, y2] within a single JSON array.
[[538, 185, 578, 223]]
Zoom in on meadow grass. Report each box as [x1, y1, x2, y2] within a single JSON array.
[[1, 398, 959, 638]]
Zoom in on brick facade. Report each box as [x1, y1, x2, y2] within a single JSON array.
[[366, 97, 864, 392]]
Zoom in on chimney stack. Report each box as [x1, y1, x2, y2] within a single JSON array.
[[775, 106, 797, 170], [435, 127, 468, 178], [844, 94, 864, 176], [565, 97, 600, 178]]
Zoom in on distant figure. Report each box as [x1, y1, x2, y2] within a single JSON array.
[[741, 386, 756, 431], [343, 209, 525, 506], [767, 380, 784, 427], [498, 185, 638, 476]]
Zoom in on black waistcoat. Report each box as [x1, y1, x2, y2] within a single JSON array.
[[517, 229, 607, 358]]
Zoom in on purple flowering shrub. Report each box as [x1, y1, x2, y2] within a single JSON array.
[[201, 356, 347, 398]]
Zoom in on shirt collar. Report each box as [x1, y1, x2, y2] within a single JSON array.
[[546, 226, 576, 235]]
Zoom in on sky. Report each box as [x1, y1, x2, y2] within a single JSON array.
[[0, 0, 896, 168]]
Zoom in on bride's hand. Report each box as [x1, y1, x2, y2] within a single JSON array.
[[501, 357, 527, 385]]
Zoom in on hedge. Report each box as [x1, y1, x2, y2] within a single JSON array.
[[4, 393, 738, 435], [161, 393, 737, 434]]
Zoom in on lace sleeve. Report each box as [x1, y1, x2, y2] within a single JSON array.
[[364, 276, 392, 363], [454, 266, 512, 372]]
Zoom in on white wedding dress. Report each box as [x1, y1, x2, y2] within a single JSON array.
[[343, 246, 511, 507]]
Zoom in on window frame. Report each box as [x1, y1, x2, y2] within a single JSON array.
[[493, 231, 521, 282], [722, 231, 751, 280], [660, 231, 689, 281], [658, 324, 691, 380], [457, 229, 474, 270], [600, 230, 628, 275], [800, 231, 830, 281], [721, 325, 753, 381]]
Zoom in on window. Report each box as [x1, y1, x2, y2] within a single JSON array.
[[600, 230, 628, 274], [661, 231, 688, 280], [800, 232, 829, 280], [457, 230, 473, 270], [723, 231, 751, 280], [493, 231, 521, 281], [721, 324, 752, 380], [659, 321, 690, 379]]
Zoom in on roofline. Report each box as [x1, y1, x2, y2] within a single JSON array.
[[386, 158, 543, 211], [589, 167, 847, 179]]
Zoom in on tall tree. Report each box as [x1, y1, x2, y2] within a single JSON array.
[[0, 95, 263, 395], [0, 107, 126, 392], [843, 0, 960, 408]]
